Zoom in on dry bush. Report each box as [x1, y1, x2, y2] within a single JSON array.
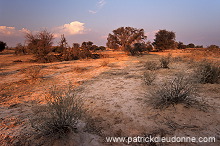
[[24, 66, 42, 79], [100, 60, 109, 67], [30, 85, 84, 138], [73, 66, 88, 73], [143, 71, 156, 85], [149, 74, 207, 110], [172, 56, 183, 62], [194, 60, 220, 84], [144, 61, 159, 70], [159, 54, 172, 68]]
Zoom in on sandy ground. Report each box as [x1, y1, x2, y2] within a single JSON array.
[[0, 50, 220, 145]]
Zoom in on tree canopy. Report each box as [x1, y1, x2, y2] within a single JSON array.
[[153, 29, 176, 51], [0, 41, 7, 52], [106, 27, 147, 50]]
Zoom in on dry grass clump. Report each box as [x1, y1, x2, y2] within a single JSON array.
[[143, 71, 156, 85], [73, 66, 88, 73], [100, 60, 109, 67], [30, 85, 84, 138], [24, 65, 43, 79], [194, 60, 220, 84], [159, 54, 172, 68], [149, 74, 207, 110], [144, 61, 159, 70]]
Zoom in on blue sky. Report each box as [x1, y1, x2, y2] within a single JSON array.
[[0, 0, 220, 47]]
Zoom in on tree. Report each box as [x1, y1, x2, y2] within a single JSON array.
[[153, 29, 176, 51], [59, 34, 68, 49], [125, 43, 148, 56], [177, 41, 186, 49], [106, 27, 147, 50], [73, 43, 80, 49], [207, 45, 219, 49], [0, 41, 7, 52], [186, 43, 195, 48], [26, 30, 54, 62], [81, 41, 93, 50]]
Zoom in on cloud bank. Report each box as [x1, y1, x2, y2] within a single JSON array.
[[0, 26, 29, 36]]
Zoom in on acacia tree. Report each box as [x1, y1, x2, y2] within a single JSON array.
[[106, 27, 147, 50], [153, 29, 176, 51], [26, 30, 54, 62]]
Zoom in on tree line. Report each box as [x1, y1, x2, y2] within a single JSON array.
[[0, 26, 219, 59], [106, 26, 219, 55]]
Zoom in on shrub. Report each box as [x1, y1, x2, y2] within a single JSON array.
[[100, 60, 109, 67], [125, 43, 147, 56], [63, 47, 80, 61], [144, 61, 159, 70], [30, 85, 84, 138], [143, 71, 156, 85], [73, 66, 88, 73], [0, 41, 7, 52], [160, 54, 172, 68], [149, 74, 201, 109], [25, 65, 42, 79], [15, 43, 27, 55], [195, 61, 220, 84], [26, 30, 54, 62]]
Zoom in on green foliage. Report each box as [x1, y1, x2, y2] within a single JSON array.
[[153, 29, 176, 51], [0, 41, 7, 52], [106, 27, 147, 50]]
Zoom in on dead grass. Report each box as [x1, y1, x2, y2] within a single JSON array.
[[73, 66, 89, 73], [144, 61, 159, 70], [143, 71, 156, 85], [30, 85, 84, 138], [148, 74, 208, 111], [19, 65, 43, 79], [100, 60, 109, 67]]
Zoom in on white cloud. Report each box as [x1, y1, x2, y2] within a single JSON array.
[[89, 0, 106, 14], [54, 21, 86, 37], [97, 0, 106, 8], [0, 26, 30, 36], [89, 10, 97, 14]]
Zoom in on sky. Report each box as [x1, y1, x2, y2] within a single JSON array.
[[0, 0, 220, 47]]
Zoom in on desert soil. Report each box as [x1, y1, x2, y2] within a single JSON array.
[[0, 50, 220, 146]]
